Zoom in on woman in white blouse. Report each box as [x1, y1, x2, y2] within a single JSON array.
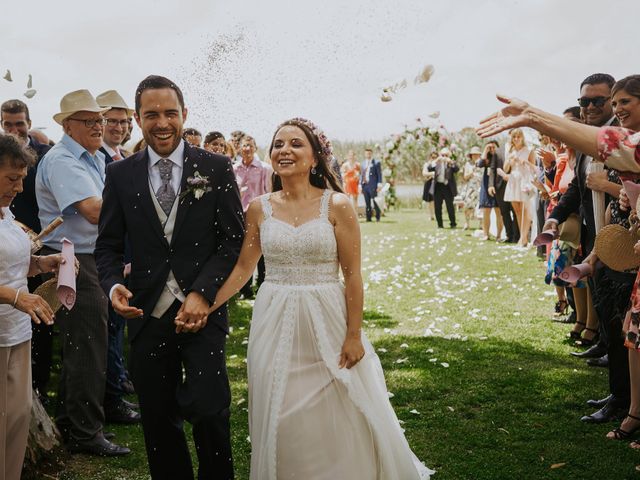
[[0, 135, 65, 480]]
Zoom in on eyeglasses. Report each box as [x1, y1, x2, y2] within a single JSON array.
[[67, 117, 106, 128], [578, 96, 610, 108], [105, 119, 130, 128]]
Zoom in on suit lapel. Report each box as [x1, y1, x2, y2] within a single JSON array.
[[132, 151, 169, 247], [170, 143, 196, 247]]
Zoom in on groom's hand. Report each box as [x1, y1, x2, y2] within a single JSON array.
[[175, 292, 210, 333], [111, 285, 144, 319]]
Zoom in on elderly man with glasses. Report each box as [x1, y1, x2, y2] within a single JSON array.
[[35, 89, 130, 456]]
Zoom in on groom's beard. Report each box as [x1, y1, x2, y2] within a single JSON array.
[[145, 128, 182, 156]]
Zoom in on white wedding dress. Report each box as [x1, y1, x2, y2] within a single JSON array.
[[247, 189, 434, 480]]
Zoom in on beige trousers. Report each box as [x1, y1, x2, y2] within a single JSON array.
[[0, 340, 32, 480]]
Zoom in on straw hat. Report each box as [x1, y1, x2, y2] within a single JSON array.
[[468, 146, 482, 156], [96, 90, 134, 116], [53, 89, 109, 125], [594, 224, 640, 272]]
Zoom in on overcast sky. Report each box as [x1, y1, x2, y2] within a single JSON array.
[[1, 0, 636, 146]]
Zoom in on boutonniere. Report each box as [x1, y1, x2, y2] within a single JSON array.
[[180, 171, 212, 200]]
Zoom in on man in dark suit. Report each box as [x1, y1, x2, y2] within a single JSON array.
[[428, 147, 458, 228], [95, 75, 244, 480], [542, 73, 627, 424], [486, 140, 519, 242], [1, 99, 53, 401], [360, 147, 383, 221], [96, 90, 141, 425]]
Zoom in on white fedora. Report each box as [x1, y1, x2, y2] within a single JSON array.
[[53, 89, 109, 125], [96, 90, 134, 116]]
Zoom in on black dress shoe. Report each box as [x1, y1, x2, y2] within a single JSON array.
[[587, 354, 609, 368], [581, 399, 628, 424], [105, 401, 141, 424], [570, 343, 607, 358], [104, 431, 116, 440], [587, 393, 613, 409], [68, 436, 130, 456], [120, 379, 135, 395]]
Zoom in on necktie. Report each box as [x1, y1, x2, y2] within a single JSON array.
[[113, 150, 123, 161], [156, 158, 176, 216]]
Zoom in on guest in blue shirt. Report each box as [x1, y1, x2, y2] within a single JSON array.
[[35, 90, 130, 457]]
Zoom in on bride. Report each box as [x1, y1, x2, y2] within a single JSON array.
[[191, 118, 433, 479]]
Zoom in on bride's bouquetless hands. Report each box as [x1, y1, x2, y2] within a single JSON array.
[[339, 336, 365, 369], [175, 291, 210, 333]]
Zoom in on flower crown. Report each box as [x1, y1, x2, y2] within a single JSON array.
[[279, 117, 333, 160]]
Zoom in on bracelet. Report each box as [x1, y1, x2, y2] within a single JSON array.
[[34, 255, 44, 273], [13, 288, 21, 308]]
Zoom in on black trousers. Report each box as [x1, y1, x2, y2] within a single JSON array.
[[362, 188, 381, 221], [42, 249, 108, 442], [433, 182, 456, 228], [495, 184, 519, 242], [594, 267, 633, 403], [131, 301, 233, 480]]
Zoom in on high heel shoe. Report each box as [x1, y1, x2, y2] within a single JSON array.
[[608, 414, 640, 440], [554, 299, 569, 316], [576, 327, 599, 347], [568, 321, 586, 340]]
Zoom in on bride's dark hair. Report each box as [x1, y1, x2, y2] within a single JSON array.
[[268, 118, 344, 193]]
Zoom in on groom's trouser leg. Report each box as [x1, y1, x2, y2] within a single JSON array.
[[130, 302, 194, 480], [178, 308, 233, 480]]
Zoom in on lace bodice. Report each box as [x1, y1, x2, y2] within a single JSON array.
[[260, 190, 339, 286]]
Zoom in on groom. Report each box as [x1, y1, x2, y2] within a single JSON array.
[[95, 75, 244, 479]]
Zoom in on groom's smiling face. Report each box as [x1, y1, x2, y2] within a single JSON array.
[[135, 88, 188, 157]]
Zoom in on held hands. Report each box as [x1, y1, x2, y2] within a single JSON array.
[[339, 333, 365, 369], [174, 291, 210, 333], [586, 171, 609, 193], [111, 284, 144, 319], [15, 291, 54, 325], [477, 95, 532, 138]]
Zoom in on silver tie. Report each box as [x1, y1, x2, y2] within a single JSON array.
[[156, 158, 176, 216]]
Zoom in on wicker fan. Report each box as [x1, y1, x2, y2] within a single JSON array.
[[594, 224, 640, 272], [33, 278, 62, 312]]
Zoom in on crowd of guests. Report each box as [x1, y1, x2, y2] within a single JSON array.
[[477, 73, 640, 470]]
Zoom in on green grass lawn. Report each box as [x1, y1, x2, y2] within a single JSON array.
[[51, 209, 640, 479]]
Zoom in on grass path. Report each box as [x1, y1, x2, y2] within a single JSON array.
[[58, 209, 638, 479]]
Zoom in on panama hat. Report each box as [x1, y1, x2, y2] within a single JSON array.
[[96, 90, 134, 116], [53, 89, 109, 125], [468, 146, 482, 156]]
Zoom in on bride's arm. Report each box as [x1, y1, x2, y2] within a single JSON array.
[[176, 199, 263, 331], [332, 193, 366, 369], [211, 199, 264, 311]]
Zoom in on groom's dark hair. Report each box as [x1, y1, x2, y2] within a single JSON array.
[[135, 75, 185, 115]]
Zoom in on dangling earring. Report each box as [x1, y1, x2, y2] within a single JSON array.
[[311, 166, 317, 175]]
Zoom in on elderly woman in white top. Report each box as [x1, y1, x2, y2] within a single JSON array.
[[0, 135, 65, 480]]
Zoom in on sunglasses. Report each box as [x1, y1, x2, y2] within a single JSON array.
[[578, 96, 610, 108]]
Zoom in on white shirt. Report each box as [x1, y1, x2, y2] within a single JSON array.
[[147, 142, 184, 195], [0, 208, 32, 347]]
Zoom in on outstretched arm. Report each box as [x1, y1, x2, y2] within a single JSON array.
[[332, 193, 366, 369], [477, 95, 600, 158]]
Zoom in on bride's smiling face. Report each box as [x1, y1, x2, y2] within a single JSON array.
[[270, 125, 317, 178]]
